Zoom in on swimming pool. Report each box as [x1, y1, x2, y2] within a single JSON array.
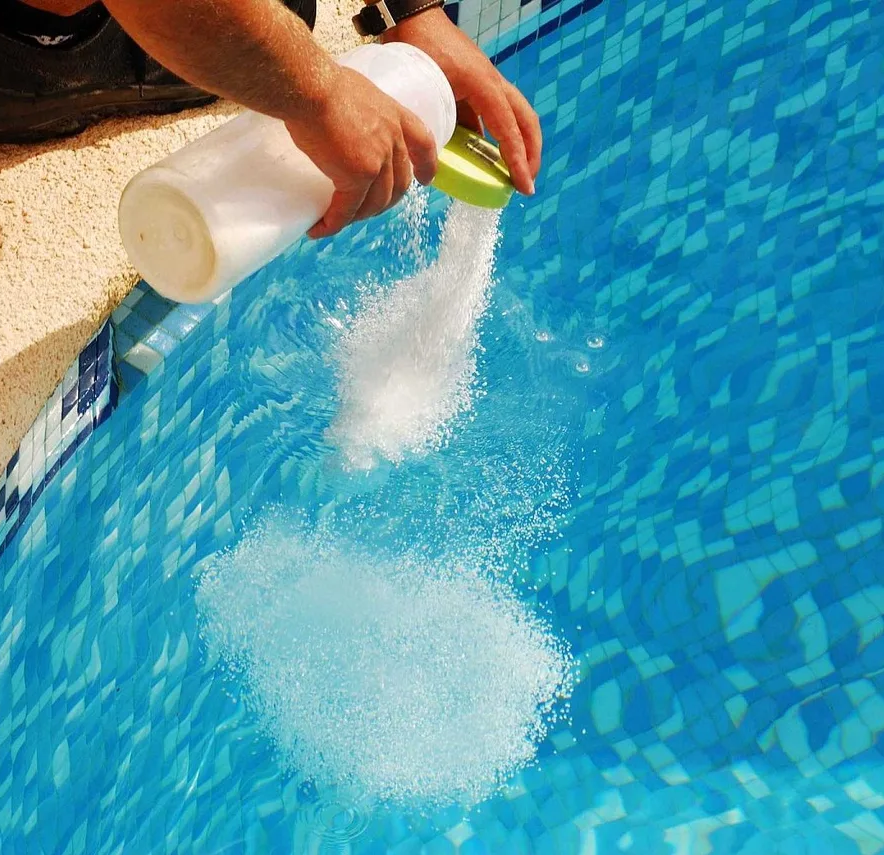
[[2, 0, 884, 852]]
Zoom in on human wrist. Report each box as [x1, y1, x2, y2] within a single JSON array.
[[281, 64, 342, 133], [357, 0, 446, 38], [391, 4, 447, 32]]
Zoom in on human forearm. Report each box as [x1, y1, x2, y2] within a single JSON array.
[[102, 0, 337, 121], [103, 0, 437, 238]]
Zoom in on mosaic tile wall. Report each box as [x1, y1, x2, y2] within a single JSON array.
[[451, 0, 606, 63], [1, 0, 884, 853], [0, 321, 116, 557], [110, 282, 217, 396], [495, 0, 884, 850]]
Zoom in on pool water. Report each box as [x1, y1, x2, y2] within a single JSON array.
[[3, 0, 884, 852]]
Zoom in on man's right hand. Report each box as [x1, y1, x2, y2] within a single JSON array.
[[287, 67, 438, 240], [102, 0, 438, 239]]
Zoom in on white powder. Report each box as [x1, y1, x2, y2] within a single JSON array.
[[328, 202, 501, 470], [196, 511, 573, 808]]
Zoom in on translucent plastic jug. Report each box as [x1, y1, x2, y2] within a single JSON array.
[[118, 43, 457, 303]]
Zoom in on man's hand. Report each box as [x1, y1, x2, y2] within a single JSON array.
[[382, 8, 542, 196], [103, 0, 438, 239], [289, 67, 438, 239]]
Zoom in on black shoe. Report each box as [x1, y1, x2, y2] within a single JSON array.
[[0, 0, 317, 144]]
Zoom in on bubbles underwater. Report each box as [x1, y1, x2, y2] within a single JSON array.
[[196, 512, 574, 809], [195, 190, 596, 814]]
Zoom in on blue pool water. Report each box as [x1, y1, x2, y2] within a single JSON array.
[[3, 0, 884, 852]]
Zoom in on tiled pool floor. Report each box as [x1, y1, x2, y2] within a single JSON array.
[[1, 0, 884, 852]]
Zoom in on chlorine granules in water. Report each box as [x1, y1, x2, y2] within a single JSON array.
[[196, 512, 573, 808], [328, 201, 501, 470], [196, 198, 573, 807]]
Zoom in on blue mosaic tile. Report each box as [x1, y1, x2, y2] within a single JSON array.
[[111, 282, 242, 394], [0, 320, 116, 559], [2, 0, 884, 853]]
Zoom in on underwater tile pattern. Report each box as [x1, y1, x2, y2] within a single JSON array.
[[489, 0, 884, 850], [111, 282, 217, 394], [447, 0, 606, 58], [1, 0, 884, 853], [0, 321, 116, 558]]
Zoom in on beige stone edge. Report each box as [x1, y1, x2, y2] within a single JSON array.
[[0, 0, 366, 470]]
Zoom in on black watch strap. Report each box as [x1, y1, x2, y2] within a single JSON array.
[[353, 0, 445, 36]]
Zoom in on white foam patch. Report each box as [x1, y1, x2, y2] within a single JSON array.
[[196, 511, 573, 807], [328, 202, 501, 470]]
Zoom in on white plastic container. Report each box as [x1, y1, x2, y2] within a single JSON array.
[[118, 43, 457, 303]]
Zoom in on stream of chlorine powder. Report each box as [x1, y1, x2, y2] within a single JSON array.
[[196, 198, 574, 811], [328, 200, 501, 469]]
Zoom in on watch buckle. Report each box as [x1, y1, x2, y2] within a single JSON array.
[[374, 0, 397, 29]]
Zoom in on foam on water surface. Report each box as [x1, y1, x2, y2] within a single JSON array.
[[328, 201, 501, 470], [195, 511, 573, 808]]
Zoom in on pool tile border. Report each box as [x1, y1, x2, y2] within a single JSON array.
[[0, 321, 117, 557], [111, 282, 219, 395]]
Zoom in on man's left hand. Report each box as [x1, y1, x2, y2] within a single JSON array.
[[382, 7, 541, 196]]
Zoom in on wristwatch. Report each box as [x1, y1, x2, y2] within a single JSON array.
[[353, 0, 446, 36]]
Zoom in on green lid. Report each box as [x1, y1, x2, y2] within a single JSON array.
[[432, 126, 515, 209]]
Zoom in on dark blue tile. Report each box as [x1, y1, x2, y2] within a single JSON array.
[[17, 488, 31, 521], [97, 320, 111, 353], [78, 338, 97, 373], [62, 386, 78, 420], [3, 518, 21, 551], [77, 422, 93, 447], [5, 487, 18, 518], [95, 357, 110, 393], [60, 442, 77, 469], [45, 457, 61, 485]]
